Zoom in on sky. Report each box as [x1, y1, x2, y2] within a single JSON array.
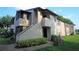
[[0, 7, 16, 17], [0, 7, 79, 29]]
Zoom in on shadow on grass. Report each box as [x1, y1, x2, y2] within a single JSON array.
[[37, 41, 79, 51]]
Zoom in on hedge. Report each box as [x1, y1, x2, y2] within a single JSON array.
[[16, 38, 47, 48]]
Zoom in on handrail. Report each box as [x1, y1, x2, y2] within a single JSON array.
[[16, 18, 32, 36], [16, 25, 33, 37]]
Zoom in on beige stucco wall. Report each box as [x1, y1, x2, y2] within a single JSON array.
[[57, 20, 66, 36], [37, 10, 58, 36], [37, 10, 43, 23], [50, 15, 57, 35], [65, 24, 74, 35], [57, 20, 74, 36], [70, 25, 74, 34], [65, 24, 70, 35], [37, 11, 58, 36]]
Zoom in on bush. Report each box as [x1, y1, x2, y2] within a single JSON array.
[[51, 35, 64, 46], [4, 31, 14, 38], [16, 38, 47, 48], [0, 28, 7, 33], [0, 29, 14, 38]]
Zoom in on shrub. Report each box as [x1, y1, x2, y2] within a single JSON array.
[[0, 29, 14, 38], [0, 28, 7, 33], [3, 30, 14, 38], [51, 35, 64, 46], [16, 38, 47, 48]]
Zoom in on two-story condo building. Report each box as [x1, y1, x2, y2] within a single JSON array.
[[10, 7, 75, 42]]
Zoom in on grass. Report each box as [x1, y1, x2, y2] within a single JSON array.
[[0, 36, 15, 45], [37, 35, 79, 51], [0, 37, 10, 44]]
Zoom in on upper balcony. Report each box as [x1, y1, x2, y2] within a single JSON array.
[[15, 18, 30, 27], [41, 18, 52, 27]]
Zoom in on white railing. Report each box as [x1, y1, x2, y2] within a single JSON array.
[[16, 24, 33, 37], [41, 18, 51, 27], [15, 18, 29, 26]]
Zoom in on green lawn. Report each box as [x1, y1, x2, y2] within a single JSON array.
[[0, 37, 11, 44], [37, 35, 79, 51], [0, 36, 15, 45]]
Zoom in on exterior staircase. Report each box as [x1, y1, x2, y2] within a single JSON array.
[[16, 21, 43, 41]]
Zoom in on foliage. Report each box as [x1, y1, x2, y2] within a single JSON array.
[[0, 21, 3, 28], [51, 35, 64, 46], [0, 37, 10, 44], [0, 15, 13, 38], [37, 35, 79, 51], [0, 28, 7, 33], [75, 29, 79, 34], [0, 15, 12, 28], [57, 16, 74, 25], [0, 28, 14, 38], [16, 38, 47, 48], [4, 31, 14, 38], [0, 29, 15, 44], [0, 36, 15, 45]]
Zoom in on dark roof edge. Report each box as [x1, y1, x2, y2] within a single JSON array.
[[45, 9, 58, 16], [17, 10, 31, 14], [26, 7, 58, 16], [17, 7, 58, 16], [26, 7, 43, 11]]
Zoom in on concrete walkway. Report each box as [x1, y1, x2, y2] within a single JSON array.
[[0, 41, 53, 51]]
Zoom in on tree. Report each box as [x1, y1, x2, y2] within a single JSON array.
[[0, 21, 3, 28], [0, 18, 3, 28], [0, 15, 12, 29]]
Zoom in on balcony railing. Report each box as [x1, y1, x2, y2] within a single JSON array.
[[41, 18, 52, 27], [15, 18, 29, 26]]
